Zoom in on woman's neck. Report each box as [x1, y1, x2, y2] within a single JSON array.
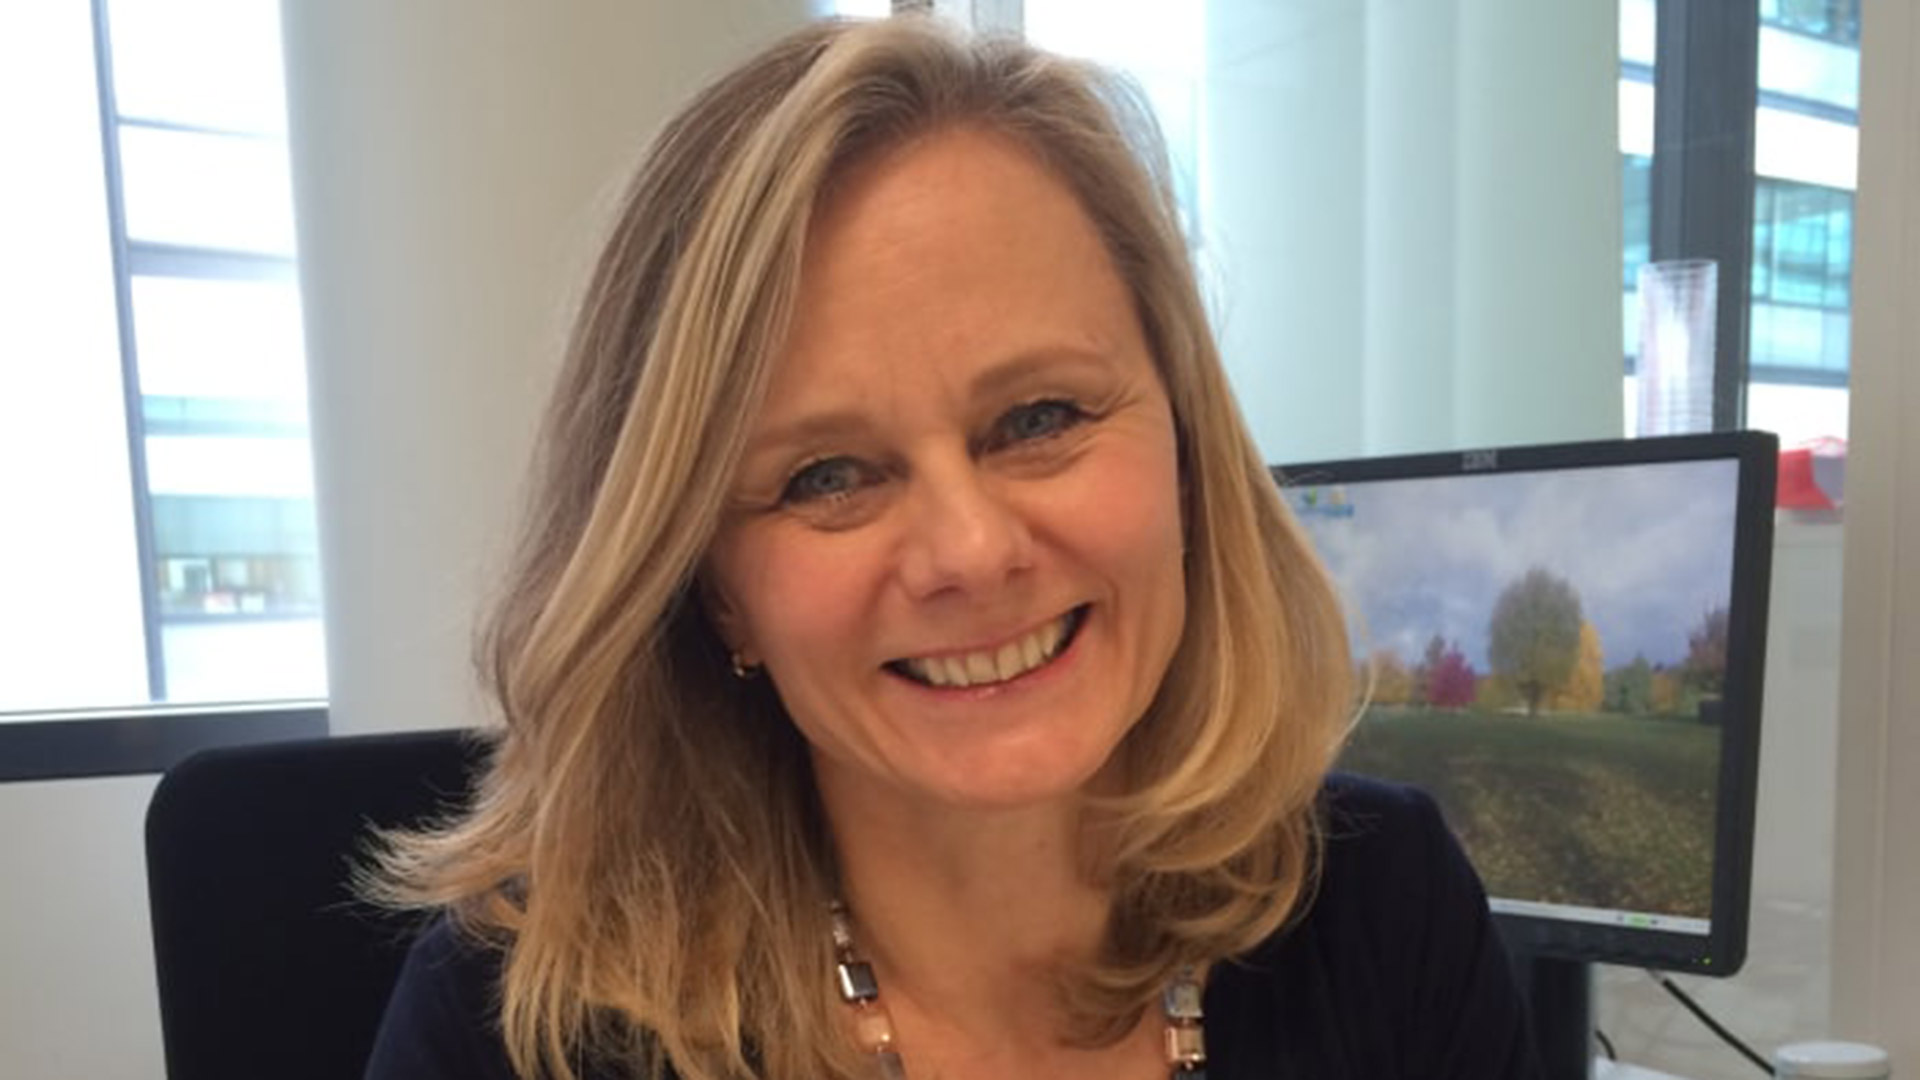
[[820, 772, 1111, 1040]]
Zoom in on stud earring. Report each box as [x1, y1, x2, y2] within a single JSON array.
[[730, 653, 762, 680]]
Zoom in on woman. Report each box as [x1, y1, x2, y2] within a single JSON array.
[[366, 15, 1538, 1080]]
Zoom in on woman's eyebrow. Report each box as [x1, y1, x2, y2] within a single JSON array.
[[966, 346, 1113, 401], [738, 409, 876, 465], [739, 346, 1113, 465]]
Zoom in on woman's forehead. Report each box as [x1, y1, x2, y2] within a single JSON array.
[[769, 128, 1137, 388]]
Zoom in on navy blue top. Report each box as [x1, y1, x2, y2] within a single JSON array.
[[366, 775, 1540, 1078]]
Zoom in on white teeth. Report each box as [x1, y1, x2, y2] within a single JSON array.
[[1021, 633, 1044, 671], [965, 653, 997, 683], [994, 641, 1024, 682], [902, 613, 1075, 689]]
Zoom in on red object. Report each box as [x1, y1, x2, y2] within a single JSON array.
[[1777, 437, 1847, 510]]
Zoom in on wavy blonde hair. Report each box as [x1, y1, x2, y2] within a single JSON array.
[[370, 15, 1353, 1080]]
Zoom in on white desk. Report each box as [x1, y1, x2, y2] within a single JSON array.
[[1595, 1060, 1697, 1080]]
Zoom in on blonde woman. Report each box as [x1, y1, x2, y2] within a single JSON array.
[[366, 16, 1538, 1080]]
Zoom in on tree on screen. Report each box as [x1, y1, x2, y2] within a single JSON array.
[[1365, 649, 1414, 705], [1604, 655, 1655, 714], [1425, 642, 1477, 708], [1682, 605, 1730, 696], [1546, 620, 1605, 712], [1486, 566, 1584, 716], [1412, 635, 1445, 705]]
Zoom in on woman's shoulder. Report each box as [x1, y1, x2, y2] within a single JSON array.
[[365, 915, 519, 1080], [1308, 771, 1479, 924], [1318, 772, 1453, 856], [393, 914, 509, 1004], [1203, 773, 1539, 1077]]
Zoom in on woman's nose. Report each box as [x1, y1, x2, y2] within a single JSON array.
[[896, 466, 1034, 599]]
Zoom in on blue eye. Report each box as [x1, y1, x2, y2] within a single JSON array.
[[996, 399, 1085, 445], [781, 456, 867, 504]]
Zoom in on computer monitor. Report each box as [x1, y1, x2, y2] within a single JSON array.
[[1277, 431, 1776, 1073]]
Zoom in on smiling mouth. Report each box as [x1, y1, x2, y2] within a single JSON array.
[[887, 606, 1088, 690]]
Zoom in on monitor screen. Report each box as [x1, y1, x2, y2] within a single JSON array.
[[1278, 431, 1776, 974]]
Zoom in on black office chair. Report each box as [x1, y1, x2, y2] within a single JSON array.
[[145, 728, 487, 1080]]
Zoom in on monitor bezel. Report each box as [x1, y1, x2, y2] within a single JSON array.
[[1274, 430, 1777, 976]]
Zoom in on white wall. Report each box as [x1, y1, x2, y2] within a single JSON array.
[[284, 0, 818, 738], [0, 4, 813, 1077], [1832, 0, 1920, 1063], [0, 777, 164, 1078]]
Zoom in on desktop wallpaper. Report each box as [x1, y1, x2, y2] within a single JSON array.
[[1291, 458, 1740, 921]]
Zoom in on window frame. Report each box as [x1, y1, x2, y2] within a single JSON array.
[[2, 0, 329, 783]]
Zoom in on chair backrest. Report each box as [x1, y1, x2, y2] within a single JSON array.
[[145, 728, 486, 1080]]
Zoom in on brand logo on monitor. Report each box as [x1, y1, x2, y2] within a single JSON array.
[[1462, 449, 1499, 471]]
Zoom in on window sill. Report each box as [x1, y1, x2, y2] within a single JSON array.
[[0, 703, 326, 782]]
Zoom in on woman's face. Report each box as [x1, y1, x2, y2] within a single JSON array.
[[704, 127, 1187, 816]]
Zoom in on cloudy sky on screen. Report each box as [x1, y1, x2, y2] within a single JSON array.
[[1290, 459, 1740, 672]]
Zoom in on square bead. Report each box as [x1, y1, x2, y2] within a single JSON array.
[[876, 1048, 909, 1080], [1162, 980, 1203, 1020], [852, 1004, 896, 1051], [1164, 1023, 1206, 1066], [836, 960, 879, 1002]]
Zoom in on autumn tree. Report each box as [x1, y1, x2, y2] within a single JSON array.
[[1426, 642, 1478, 708], [1604, 655, 1654, 714], [1477, 673, 1520, 711], [1681, 606, 1730, 695], [1546, 620, 1605, 713], [1486, 566, 1584, 716], [1649, 666, 1682, 714], [1366, 649, 1413, 706], [1412, 635, 1445, 704]]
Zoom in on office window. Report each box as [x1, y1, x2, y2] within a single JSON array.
[[1622, 154, 1654, 294], [1761, 0, 1860, 45], [1752, 178, 1853, 310], [1616, 0, 1857, 439], [1, 1, 324, 766]]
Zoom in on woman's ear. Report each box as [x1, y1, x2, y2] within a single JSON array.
[[699, 577, 760, 669]]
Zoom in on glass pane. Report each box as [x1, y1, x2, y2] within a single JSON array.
[[0, 1, 153, 714], [144, 434, 315, 499], [1761, 0, 1860, 46], [106, 0, 289, 133], [152, 495, 321, 617], [1751, 302, 1850, 377], [131, 275, 308, 405], [119, 124, 297, 254], [161, 618, 327, 703], [1759, 20, 1859, 109], [1748, 0, 1857, 428], [144, 435, 327, 705]]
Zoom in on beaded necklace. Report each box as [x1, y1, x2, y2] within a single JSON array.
[[828, 901, 1207, 1080]]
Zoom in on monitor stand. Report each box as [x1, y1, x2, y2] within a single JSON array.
[[1511, 952, 1595, 1080]]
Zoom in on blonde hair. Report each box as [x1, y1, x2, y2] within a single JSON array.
[[371, 15, 1352, 1080]]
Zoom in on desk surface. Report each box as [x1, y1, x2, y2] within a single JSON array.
[[1596, 1060, 1696, 1080]]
